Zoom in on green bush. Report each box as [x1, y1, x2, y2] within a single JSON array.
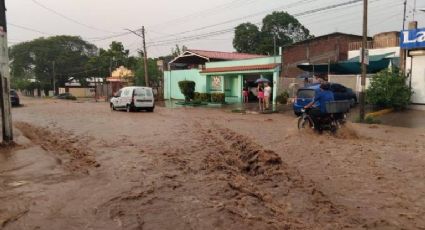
[[200, 93, 211, 102], [366, 69, 413, 110], [211, 93, 225, 103], [178, 81, 196, 102], [65, 95, 77, 100], [276, 91, 289, 104], [194, 92, 211, 102]]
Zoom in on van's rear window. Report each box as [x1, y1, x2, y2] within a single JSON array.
[[146, 89, 153, 97], [297, 89, 315, 98], [134, 89, 145, 96]]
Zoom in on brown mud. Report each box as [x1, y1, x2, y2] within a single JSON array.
[[1, 97, 424, 229]]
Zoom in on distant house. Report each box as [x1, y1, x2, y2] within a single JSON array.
[[59, 77, 104, 98], [164, 49, 281, 104], [106, 66, 135, 94]]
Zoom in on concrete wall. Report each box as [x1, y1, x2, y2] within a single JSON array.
[[348, 47, 401, 59], [68, 88, 95, 98], [410, 53, 425, 104], [164, 69, 206, 100], [206, 56, 281, 68], [328, 74, 373, 95]]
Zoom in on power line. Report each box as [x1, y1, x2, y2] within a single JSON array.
[[149, 0, 317, 41], [8, 22, 53, 36], [147, 0, 366, 47], [148, 0, 253, 29], [31, 0, 117, 34]]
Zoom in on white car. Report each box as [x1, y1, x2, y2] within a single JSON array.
[[110, 86, 155, 112]]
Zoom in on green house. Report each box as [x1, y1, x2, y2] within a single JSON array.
[[164, 49, 281, 104]]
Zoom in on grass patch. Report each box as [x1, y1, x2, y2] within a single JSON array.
[[355, 115, 381, 124]]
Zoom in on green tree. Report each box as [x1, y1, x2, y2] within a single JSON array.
[[233, 23, 261, 54], [10, 35, 97, 94], [366, 69, 413, 109], [233, 11, 312, 54], [86, 41, 136, 80], [135, 58, 162, 86]]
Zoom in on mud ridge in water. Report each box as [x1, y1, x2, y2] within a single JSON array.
[[14, 122, 98, 173], [200, 125, 358, 229]]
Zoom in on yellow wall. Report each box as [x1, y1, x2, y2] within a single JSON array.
[[69, 88, 95, 98]]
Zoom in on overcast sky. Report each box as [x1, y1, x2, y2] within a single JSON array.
[[6, 0, 425, 57]]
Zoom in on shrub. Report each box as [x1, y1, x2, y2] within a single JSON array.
[[366, 69, 413, 110], [194, 92, 201, 101], [211, 93, 225, 103], [276, 91, 289, 104], [199, 93, 211, 102], [61, 95, 77, 100], [194, 92, 211, 102], [355, 115, 381, 124], [178, 81, 196, 102]]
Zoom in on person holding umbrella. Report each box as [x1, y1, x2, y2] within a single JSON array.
[[255, 77, 270, 112]]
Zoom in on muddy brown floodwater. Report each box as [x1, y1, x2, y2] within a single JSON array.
[[1, 97, 425, 230]]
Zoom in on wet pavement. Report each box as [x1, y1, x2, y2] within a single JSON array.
[[1, 97, 425, 229], [378, 109, 425, 128]]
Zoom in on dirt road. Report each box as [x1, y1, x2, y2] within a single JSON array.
[[1, 97, 424, 229]]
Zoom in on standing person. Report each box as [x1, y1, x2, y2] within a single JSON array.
[[264, 82, 272, 110], [257, 83, 264, 112], [242, 86, 249, 103]]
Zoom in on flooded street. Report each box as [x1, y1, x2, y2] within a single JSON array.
[[1, 97, 425, 229]]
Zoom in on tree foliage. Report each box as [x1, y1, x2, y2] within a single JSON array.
[[86, 41, 138, 80], [233, 23, 261, 54], [233, 11, 312, 54], [135, 58, 162, 86], [366, 69, 413, 109], [10, 35, 97, 93]]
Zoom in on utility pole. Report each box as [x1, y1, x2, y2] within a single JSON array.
[[403, 0, 407, 30], [400, 0, 408, 76], [0, 0, 13, 143], [126, 27, 149, 87], [52, 61, 56, 95], [142, 26, 149, 87], [359, 0, 368, 122]]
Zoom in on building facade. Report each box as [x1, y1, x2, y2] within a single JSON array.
[[163, 50, 281, 104]]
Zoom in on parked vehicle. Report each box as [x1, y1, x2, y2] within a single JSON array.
[[10, 89, 20, 106], [298, 100, 351, 133], [293, 83, 357, 116], [110, 86, 155, 112], [54, 93, 77, 100]]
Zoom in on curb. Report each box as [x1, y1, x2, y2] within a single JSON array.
[[366, 108, 393, 117]]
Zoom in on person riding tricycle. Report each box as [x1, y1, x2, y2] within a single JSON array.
[[299, 82, 350, 133]]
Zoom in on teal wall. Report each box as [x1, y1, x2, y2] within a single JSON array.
[[164, 69, 206, 100], [164, 56, 281, 103], [206, 56, 281, 68]]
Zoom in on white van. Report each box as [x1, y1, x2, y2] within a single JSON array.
[[110, 86, 155, 112]]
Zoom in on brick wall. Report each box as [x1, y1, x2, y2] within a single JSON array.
[[281, 33, 364, 80]]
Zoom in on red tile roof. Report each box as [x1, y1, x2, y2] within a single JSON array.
[[201, 63, 279, 74], [188, 49, 266, 60]]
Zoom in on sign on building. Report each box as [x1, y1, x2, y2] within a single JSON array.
[[210, 76, 222, 91], [400, 28, 425, 49]]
